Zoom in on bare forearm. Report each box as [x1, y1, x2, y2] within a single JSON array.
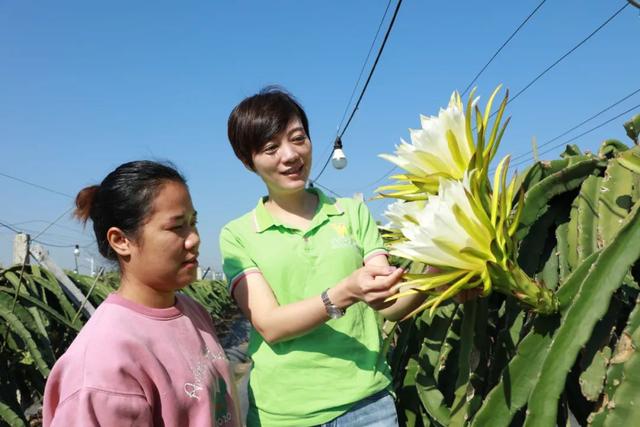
[[256, 297, 329, 343], [236, 264, 402, 344], [252, 281, 354, 344]]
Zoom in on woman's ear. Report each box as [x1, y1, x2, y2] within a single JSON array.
[[106, 227, 132, 257]]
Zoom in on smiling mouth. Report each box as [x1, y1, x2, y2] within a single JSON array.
[[282, 164, 304, 175]]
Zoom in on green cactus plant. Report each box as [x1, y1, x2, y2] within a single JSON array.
[[624, 114, 640, 144], [388, 116, 640, 426]]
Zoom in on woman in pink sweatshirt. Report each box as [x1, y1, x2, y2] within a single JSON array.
[[43, 160, 240, 426]]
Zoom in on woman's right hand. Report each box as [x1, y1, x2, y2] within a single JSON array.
[[332, 265, 405, 310]]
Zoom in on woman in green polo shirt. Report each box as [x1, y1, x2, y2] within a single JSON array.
[[220, 87, 426, 427]]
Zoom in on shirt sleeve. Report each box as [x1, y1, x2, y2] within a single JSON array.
[[45, 388, 152, 427], [219, 226, 261, 295], [355, 201, 388, 262]]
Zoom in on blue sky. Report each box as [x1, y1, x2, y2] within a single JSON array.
[[1, 1, 639, 274]]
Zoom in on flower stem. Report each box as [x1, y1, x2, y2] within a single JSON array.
[[488, 261, 558, 314]]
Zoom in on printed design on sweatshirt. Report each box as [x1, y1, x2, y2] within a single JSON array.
[[183, 346, 227, 400], [211, 377, 232, 426]]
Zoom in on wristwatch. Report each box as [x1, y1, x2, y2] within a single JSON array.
[[321, 289, 346, 319]]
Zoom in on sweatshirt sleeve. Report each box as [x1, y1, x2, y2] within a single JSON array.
[[45, 388, 153, 427]]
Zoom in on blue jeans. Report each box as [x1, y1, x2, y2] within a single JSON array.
[[319, 390, 398, 427]]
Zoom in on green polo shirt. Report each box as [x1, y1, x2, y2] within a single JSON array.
[[219, 188, 391, 426]]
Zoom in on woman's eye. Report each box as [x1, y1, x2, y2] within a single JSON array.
[[263, 145, 277, 154]]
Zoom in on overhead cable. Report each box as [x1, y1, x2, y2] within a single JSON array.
[[461, 0, 548, 97], [0, 219, 93, 249], [337, 0, 403, 140], [311, 181, 343, 198], [510, 87, 640, 163], [337, 0, 394, 134], [0, 171, 73, 199], [351, 0, 552, 194], [505, 2, 630, 108], [317, 0, 394, 163], [508, 102, 640, 170], [313, 0, 403, 184]]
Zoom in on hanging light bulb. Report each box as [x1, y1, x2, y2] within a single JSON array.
[[332, 148, 347, 169], [331, 136, 347, 170], [73, 244, 80, 274]]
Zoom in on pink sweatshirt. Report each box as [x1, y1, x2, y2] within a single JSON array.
[[43, 293, 240, 426]]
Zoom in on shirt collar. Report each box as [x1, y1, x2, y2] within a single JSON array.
[[252, 188, 343, 233]]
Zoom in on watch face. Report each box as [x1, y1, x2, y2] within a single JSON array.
[[321, 289, 345, 319], [328, 305, 344, 319]]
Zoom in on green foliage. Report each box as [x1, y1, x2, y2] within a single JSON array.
[[624, 113, 640, 144], [181, 279, 238, 336], [390, 122, 640, 426], [0, 265, 234, 425]]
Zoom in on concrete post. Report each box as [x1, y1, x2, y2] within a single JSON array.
[[31, 244, 96, 317], [12, 233, 30, 265]]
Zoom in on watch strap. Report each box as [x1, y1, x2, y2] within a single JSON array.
[[321, 288, 345, 318]]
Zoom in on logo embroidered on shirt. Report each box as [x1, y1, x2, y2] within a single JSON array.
[[331, 236, 358, 249], [329, 223, 359, 249], [331, 223, 349, 237]]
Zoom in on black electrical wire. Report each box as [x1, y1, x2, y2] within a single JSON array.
[[468, 1, 633, 173], [317, 0, 394, 165], [350, 0, 551, 193], [0, 171, 73, 198], [338, 0, 403, 140], [461, 0, 548, 97], [346, 164, 399, 193], [311, 181, 343, 198], [10, 219, 88, 236], [30, 207, 74, 242], [505, 2, 630, 108], [31, 240, 91, 249], [337, 0, 394, 134], [0, 221, 21, 234], [313, 0, 403, 184], [322, 1, 630, 194], [360, 32, 634, 196], [508, 102, 640, 170], [510, 87, 640, 163], [2, 225, 81, 241], [0, 220, 93, 249]]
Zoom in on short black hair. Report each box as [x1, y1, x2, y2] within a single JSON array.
[[227, 86, 310, 170]]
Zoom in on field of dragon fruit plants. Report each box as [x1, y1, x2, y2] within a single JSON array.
[[382, 88, 640, 426]]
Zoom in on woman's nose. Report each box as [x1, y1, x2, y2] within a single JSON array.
[[280, 142, 300, 163], [186, 227, 200, 250]]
